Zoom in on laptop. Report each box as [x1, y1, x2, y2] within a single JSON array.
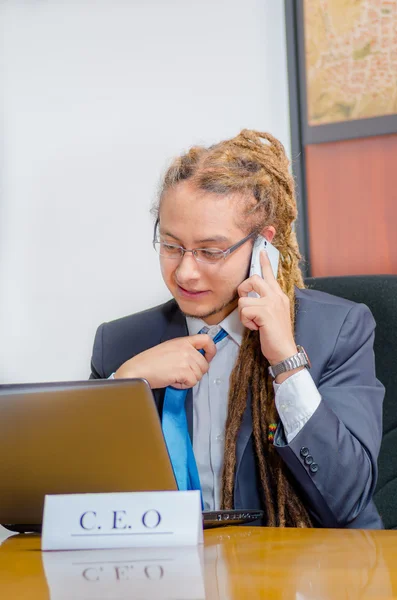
[[0, 379, 263, 532]]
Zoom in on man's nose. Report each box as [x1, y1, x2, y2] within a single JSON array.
[[175, 251, 201, 282]]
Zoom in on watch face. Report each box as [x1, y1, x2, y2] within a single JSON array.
[[298, 345, 311, 369]]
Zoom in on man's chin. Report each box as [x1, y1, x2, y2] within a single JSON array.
[[181, 307, 217, 320], [176, 295, 238, 321], [176, 301, 214, 320]]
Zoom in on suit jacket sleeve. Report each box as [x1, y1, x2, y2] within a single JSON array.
[[274, 302, 384, 527]]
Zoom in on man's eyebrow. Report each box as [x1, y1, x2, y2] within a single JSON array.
[[195, 235, 230, 244], [159, 230, 231, 245], [159, 229, 179, 240]]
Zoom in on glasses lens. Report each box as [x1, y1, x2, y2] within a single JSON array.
[[154, 242, 183, 259]]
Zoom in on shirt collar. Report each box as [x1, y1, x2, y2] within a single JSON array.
[[186, 308, 244, 347]]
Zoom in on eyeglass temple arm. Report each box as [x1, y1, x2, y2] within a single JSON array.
[[227, 231, 257, 256]]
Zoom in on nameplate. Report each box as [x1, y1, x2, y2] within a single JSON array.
[[41, 491, 203, 551]]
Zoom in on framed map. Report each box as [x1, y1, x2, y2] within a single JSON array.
[[288, 0, 397, 143], [304, 0, 397, 126]]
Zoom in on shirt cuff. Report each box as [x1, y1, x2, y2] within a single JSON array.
[[108, 373, 115, 380], [273, 368, 321, 443]]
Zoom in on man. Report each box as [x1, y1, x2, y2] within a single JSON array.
[[90, 130, 384, 528]]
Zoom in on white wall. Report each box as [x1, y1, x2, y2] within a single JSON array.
[[0, 0, 291, 383]]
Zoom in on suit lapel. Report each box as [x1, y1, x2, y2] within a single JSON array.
[[159, 301, 189, 344], [235, 388, 253, 480]]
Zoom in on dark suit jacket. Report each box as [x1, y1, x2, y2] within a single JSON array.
[[90, 288, 385, 529]]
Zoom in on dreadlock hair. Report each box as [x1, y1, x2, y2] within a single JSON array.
[[153, 129, 312, 527]]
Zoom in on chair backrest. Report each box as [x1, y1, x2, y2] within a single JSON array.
[[305, 275, 397, 529]]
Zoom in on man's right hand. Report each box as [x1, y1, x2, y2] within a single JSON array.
[[114, 334, 217, 390]]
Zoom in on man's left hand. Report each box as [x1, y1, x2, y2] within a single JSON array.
[[237, 250, 298, 366]]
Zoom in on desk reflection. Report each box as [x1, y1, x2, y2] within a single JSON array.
[[204, 527, 394, 599], [42, 545, 205, 599]]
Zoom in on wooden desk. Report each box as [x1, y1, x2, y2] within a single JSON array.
[[1, 526, 396, 598]]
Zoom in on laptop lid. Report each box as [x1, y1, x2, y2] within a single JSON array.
[[0, 379, 177, 526]]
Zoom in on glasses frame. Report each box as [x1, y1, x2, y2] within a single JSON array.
[[152, 218, 257, 264]]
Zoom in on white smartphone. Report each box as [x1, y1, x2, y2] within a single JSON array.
[[248, 235, 280, 298]]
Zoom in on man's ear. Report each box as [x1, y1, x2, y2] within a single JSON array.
[[261, 226, 276, 243]]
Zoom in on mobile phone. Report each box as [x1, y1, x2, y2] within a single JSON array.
[[248, 235, 280, 298]]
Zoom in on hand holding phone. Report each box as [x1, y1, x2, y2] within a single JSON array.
[[239, 236, 297, 365], [248, 235, 279, 298]]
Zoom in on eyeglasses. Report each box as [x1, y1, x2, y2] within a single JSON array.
[[152, 218, 256, 264]]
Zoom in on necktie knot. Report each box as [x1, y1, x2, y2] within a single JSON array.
[[199, 326, 228, 345]]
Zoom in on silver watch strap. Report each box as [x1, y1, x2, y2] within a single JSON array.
[[268, 345, 310, 378]]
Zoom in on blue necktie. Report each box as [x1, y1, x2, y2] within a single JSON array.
[[162, 327, 228, 499]]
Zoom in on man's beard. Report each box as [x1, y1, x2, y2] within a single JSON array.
[[180, 291, 239, 321]]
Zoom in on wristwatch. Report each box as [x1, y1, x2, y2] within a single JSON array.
[[268, 345, 311, 379]]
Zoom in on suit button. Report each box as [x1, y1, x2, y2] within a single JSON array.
[[310, 463, 319, 473], [300, 447, 309, 457], [304, 455, 314, 466]]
